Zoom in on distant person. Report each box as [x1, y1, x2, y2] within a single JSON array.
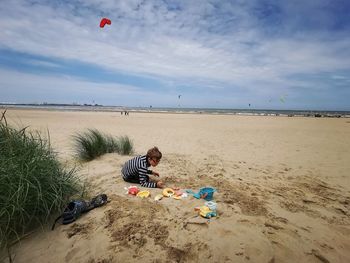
[[121, 147, 163, 188]]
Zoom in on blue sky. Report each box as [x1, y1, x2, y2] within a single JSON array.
[[0, 0, 349, 110]]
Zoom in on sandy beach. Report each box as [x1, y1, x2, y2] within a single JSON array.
[[3, 108, 350, 263]]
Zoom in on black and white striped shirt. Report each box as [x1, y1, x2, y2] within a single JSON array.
[[121, 155, 156, 188]]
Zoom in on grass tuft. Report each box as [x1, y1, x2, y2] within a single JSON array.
[[118, 135, 134, 155], [0, 120, 82, 251], [74, 129, 133, 161]]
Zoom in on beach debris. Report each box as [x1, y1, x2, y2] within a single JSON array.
[[154, 194, 163, 201], [163, 188, 175, 197], [136, 190, 150, 198], [100, 17, 111, 28]]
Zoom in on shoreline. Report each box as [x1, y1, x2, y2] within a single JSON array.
[[1, 104, 349, 118]]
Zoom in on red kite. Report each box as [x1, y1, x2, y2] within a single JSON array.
[[100, 18, 111, 28]]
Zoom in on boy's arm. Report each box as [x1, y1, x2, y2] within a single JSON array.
[[139, 167, 157, 188], [147, 169, 159, 177]]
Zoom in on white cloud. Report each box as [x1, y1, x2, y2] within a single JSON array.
[[0, 0, 349, 109]]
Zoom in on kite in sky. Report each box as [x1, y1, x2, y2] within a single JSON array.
[[280, 95, 287, 103], [100, 18, 111, 28]]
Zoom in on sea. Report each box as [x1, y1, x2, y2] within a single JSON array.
[[1, 104, 350, 118]]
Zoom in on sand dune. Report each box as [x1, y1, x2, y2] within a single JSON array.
[[3, 108, 350, 263]]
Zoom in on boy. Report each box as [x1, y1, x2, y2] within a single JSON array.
[[121, 146, 164, 188]]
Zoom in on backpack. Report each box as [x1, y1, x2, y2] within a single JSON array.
[[51, 194, 108, 230]]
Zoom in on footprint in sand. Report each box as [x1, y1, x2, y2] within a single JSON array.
[[65, 222, 93, 238]]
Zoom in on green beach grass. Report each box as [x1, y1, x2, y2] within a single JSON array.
[[0, 118, 82, 253], [73, 129, 134, 161]]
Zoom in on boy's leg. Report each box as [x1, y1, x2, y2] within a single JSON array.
[[123, 176, 140, 184]]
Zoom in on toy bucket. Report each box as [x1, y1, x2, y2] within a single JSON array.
[[198, 187, 216, 201]]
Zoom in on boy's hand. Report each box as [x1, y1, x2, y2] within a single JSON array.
[[152, 171, 160, 177], [157, 181, 164, 188]]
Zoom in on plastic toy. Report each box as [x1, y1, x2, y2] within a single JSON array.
[[137, 190, 150, 198], [196, 206, 217, 219], [204, 201, 217, 211], [193, 187, 216, 201], [154, 194, 163, 201], [128, 186, 139, 196], [163, 188, 175, 197]]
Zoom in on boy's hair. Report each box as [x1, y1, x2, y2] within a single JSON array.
[[147, 146, 162, 160]]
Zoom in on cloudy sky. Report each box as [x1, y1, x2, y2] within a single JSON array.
[[0, 0, 349, 110]]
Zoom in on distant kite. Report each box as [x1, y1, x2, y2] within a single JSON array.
[[280, 95, 287, 103], [100, 18, 111, 28], [178, 95, 181, 99]]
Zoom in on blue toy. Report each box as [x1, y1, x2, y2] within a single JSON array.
[[193, 187, 216, 201]]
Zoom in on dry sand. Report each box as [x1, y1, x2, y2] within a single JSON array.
[[2, 108, 350, 263]]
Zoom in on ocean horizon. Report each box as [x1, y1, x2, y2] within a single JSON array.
[[1, 103, 350, 118]]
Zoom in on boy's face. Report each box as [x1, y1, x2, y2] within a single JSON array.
[[149, 157, 160, 167]]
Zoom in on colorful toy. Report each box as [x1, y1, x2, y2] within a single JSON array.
[[172, 189, 185, 200], [175, 190, 183, 196], [137, 190, 150, 198], [195, 206, 217, 219], [204, 201, 217, 211], [163, 188, 175, 197], [193, 187, 216, 201], [127, 186, 139, 196]]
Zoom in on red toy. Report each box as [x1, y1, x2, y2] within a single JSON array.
[[128, 186, 139, 195]]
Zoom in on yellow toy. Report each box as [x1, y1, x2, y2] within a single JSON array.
[[154, 194, 163, 201], [136, 190, 150, 198], [163, 188, 175, 197], [172, 195, 182, 200], [195, 206, 217, 219]]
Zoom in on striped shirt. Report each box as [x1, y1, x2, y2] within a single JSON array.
[[121, 155, 156, 188]]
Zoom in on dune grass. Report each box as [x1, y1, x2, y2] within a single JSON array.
[[0, 120, 82, 253], [74, 129, 133, 161], [118, 135, 134, 155]]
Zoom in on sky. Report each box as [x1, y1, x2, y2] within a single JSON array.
[[0, 0, 350, 110]]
